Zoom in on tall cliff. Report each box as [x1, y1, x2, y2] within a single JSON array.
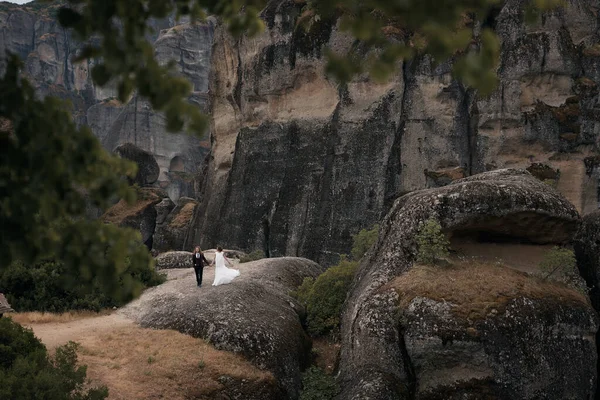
[[0, 0, 212, 202], [3, 0, 600, 261], [191, 0, 600, 264]]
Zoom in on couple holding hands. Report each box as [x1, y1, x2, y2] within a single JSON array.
[[192, 246, 240, 287]]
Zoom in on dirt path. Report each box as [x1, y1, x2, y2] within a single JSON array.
[[22, 263, 233, 350], [25, 313, 134, 350]]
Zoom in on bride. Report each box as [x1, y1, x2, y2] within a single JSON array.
[[212, 246, 240, 286]]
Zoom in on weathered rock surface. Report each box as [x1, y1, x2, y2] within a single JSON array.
[[338, 169, 595, 399], [0, 2, 212, 201], [102, 21, 214, 200], [574, 210, 600, 399], [191, 0, 600, 264], [121, 257, 324, 399], [402, 294, 596, 400], [192, 1, 404, 265], [154, 251, 193, 270], [114, 143, 160, 186], [153, 197, 198, 252], [100, 188, 166, 248], [575, 211, 600, 310]]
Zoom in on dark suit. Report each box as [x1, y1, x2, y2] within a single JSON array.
[[192, 252, 209, 286]]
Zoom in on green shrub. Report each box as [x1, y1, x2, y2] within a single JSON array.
[[294, 223, 378, 337], [239, 250, 265, 263], [295, 257, 358, 337], [540, 247, 587, 292], [0, 318, 108, 399], [0, 257, 165, 313], [415, 218, 450, 265], [350, 224, 379, 261], [299, 366, 338, 400]]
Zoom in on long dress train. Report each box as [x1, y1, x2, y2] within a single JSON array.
[[212, 252, 240, 286]]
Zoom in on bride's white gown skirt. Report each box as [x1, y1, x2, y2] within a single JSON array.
[[212, 252, 240, 286]]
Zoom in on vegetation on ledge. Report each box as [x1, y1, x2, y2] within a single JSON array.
[[388, 261, 589, 321]]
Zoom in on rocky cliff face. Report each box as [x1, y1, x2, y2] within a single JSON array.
[[191, 0, 600, 264], [338, 169, 597, 399], [0, 0, 211, 202]]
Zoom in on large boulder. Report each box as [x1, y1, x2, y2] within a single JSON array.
[[121, 257, 324, 399], [153, 197, 198, 252], [154, 251, 193, 270], [338, 169, 596, 399], [114, 143, 160, 186]]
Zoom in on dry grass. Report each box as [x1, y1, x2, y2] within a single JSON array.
[[583, 43, 600, 57], [169, 202, 196, 229], [101, 189, 162, 224], [51, 325, 274, 400], [425, 166, 466, 181], [312, 339, 340, 375], [387, 261, 588, 320], [9, 310, 113, 325]]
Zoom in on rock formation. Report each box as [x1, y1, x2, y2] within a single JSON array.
[[191, 0, 600, 264], [154, 251, 193, 270], [100, 187, 166, 249], [121, 257, 324, 399], [153, 196, 199, 252], [0, 1, 211, 202], [338, 169, 596, 399], [576, 211, 600, 310], [114, 143, 160, 186]]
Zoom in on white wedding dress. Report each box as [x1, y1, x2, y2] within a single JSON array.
[[212, 252, 240, 286]]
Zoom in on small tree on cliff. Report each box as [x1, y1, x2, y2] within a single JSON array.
[[415, 218, 450, 265], [540, 246, 587, 292]]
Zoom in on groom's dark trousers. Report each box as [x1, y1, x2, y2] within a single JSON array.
[[192, 252, 210, 286]]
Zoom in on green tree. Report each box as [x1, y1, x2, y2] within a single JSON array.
[[0, 56, 153, 302], [540, 246, 587, 292], [239, 250, 265, 263], [296, 256, 358, 337], [350, 224, 379, 261], [294, 224, 378, 336], [0, 259, 165, 313], [415, 217, 450, 265], [299, 366, 339, 400], [0, 318, 108, 399]]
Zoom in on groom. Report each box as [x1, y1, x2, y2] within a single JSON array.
[[192, 246, 210, 287]]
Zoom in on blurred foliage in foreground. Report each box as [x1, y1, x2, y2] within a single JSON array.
[[0, 259, 165, 313], [55, 0, 562, 138], [0, 318, 108, 399], [0, 55, 153, 302], [0, 0, 559, 307]]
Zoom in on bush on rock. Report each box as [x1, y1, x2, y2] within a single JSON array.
[[540, 247, 587, 292], [240, 250, 265, 263], [296, 257, 358, 337], [415, 217, 450, 265], [299, 366, 338, 400], [295, 224, 378, 337]]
